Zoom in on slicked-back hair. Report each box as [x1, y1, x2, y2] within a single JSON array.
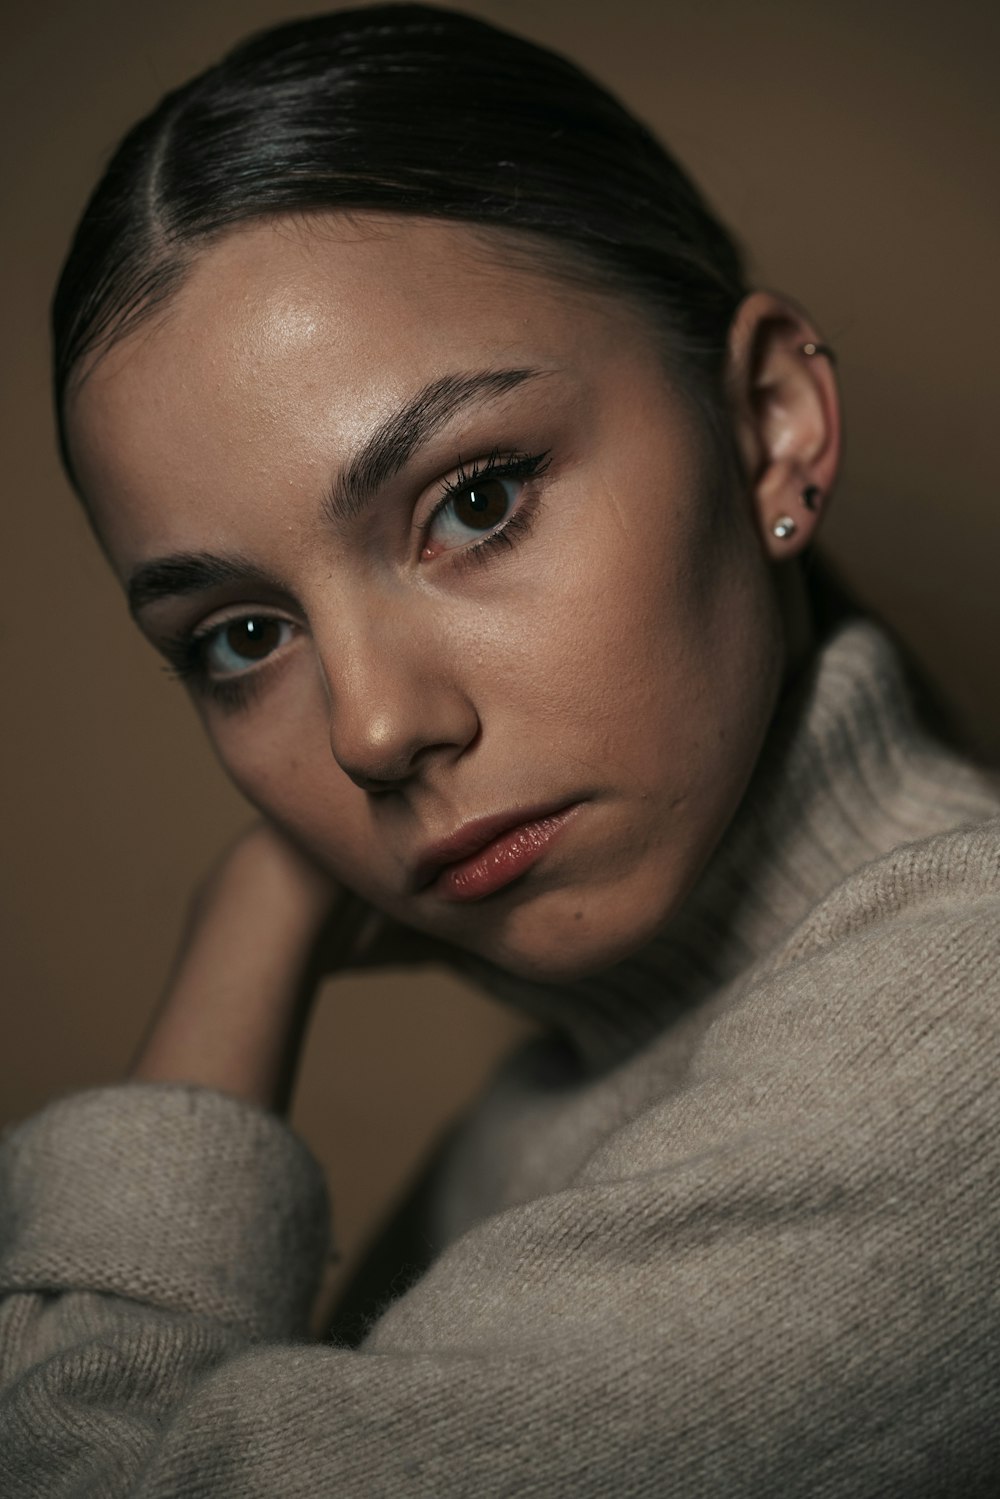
[[52, 3, 748, 478]]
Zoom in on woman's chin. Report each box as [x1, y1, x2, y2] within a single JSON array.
[[470, 882, 677, 987]]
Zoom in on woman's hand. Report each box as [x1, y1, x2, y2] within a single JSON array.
[[127, 822, 454, 1114]]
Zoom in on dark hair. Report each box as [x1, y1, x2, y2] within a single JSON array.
[[52, 3, 748, 478]]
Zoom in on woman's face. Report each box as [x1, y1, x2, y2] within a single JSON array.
[[68, 215, 787, 981]]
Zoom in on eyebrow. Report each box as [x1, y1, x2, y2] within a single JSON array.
[[127, 554, 261, 616], [127, 366, 546, 615], [323, 366, 546, 526]]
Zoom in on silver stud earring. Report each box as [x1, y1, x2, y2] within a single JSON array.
[[772, 515, 797, 540]]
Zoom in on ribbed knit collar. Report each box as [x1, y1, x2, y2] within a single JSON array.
[[467, 616, 997, 1074]]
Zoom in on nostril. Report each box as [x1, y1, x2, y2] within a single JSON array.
[[340, 762, 409, 793], [357, 772, 402, 795]]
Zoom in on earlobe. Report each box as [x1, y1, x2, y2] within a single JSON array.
[[766, 477, 826, 548], [762, 478, 828, 559], [726, 291, 842, 562]]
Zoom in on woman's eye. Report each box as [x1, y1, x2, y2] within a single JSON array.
[[426, 474, 522, 551], [201, 616, 293, 676]]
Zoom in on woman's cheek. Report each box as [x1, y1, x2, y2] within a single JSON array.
[[205, 713, 342, 858]]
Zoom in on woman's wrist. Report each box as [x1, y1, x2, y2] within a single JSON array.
[[128, 824, 345, 1114]]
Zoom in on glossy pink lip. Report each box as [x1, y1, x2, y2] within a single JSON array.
[[412, 802, 582, 900]]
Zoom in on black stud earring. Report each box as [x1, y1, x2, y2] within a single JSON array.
[[802, 485, 822, 511]]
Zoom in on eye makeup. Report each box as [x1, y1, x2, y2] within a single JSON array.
[[158, 445, 553, 712], [420, 447, 551, 564], [159, 613, 296, 713]]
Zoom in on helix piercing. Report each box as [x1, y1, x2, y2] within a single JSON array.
[[800, 341, 837, 363]]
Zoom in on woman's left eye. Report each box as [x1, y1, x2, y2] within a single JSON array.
[[424, 474, 523, 553]]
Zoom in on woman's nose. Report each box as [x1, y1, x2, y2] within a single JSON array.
[[320, 622, 479, 792]]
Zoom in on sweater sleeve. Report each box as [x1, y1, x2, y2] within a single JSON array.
[[2, 884, 999, 1496]]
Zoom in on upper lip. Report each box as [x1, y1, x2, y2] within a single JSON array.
[[411, 802, 578, 892]]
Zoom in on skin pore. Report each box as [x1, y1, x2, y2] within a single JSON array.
[[67, 214, 840, 1001]]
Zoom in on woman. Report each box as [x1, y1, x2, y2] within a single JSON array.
[[2, 4, 998, 1493]]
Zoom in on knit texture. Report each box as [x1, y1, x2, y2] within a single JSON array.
[[1, 617, 998, 1496]]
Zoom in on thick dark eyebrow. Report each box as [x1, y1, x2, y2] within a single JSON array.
[[127, 554, 260, 617], [323, 367, 546, 526]]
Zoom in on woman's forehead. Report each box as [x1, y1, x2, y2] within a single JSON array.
[[68, 217, 652, 482], [65, 214, 671, 572], [70, 214, 638, 445]]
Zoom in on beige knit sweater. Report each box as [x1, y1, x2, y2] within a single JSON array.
[[2, 617, 999, 1497]]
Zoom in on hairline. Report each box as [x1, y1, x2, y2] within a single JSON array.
[[60, 206, 743, 503]]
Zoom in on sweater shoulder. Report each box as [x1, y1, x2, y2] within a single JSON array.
[[689, 809, 1000, 1091], [777, 808, 1000, 965], [575, 811, 1000, 1186]]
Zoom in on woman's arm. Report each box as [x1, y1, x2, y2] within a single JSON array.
[[126, 823, 345, 1114], [2, 823, 999, 1495], [127, 822, 444, 1114]]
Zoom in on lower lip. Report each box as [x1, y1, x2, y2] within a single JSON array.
[[429, 805, 581, 902]]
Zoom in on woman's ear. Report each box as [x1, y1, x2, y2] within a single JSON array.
[[724, 290, 842, 561]]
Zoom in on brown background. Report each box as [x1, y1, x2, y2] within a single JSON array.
[[2, 0, 998, 1315]]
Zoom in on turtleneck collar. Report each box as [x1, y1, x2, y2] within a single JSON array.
[[466, 616, 998, 1075]]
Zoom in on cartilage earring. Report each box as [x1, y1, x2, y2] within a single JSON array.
[[802, 485, 822, 511], [800, 341, 837, 364], [772, 515, 797, 539]]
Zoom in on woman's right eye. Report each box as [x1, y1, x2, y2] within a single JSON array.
[[199, 615, 294, 677]]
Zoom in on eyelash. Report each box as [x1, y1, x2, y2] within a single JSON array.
[[160, 631, 265, 714], [163, 447, 551, 711], [425, 447, 551, 566]]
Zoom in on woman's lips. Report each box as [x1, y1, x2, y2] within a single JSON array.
[[415, 803, 582, 902]]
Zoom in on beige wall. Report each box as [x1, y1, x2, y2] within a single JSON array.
[[3, 0, 998, 1312]]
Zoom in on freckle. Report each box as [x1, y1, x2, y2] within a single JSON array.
[[574, 910, 583, 921]]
